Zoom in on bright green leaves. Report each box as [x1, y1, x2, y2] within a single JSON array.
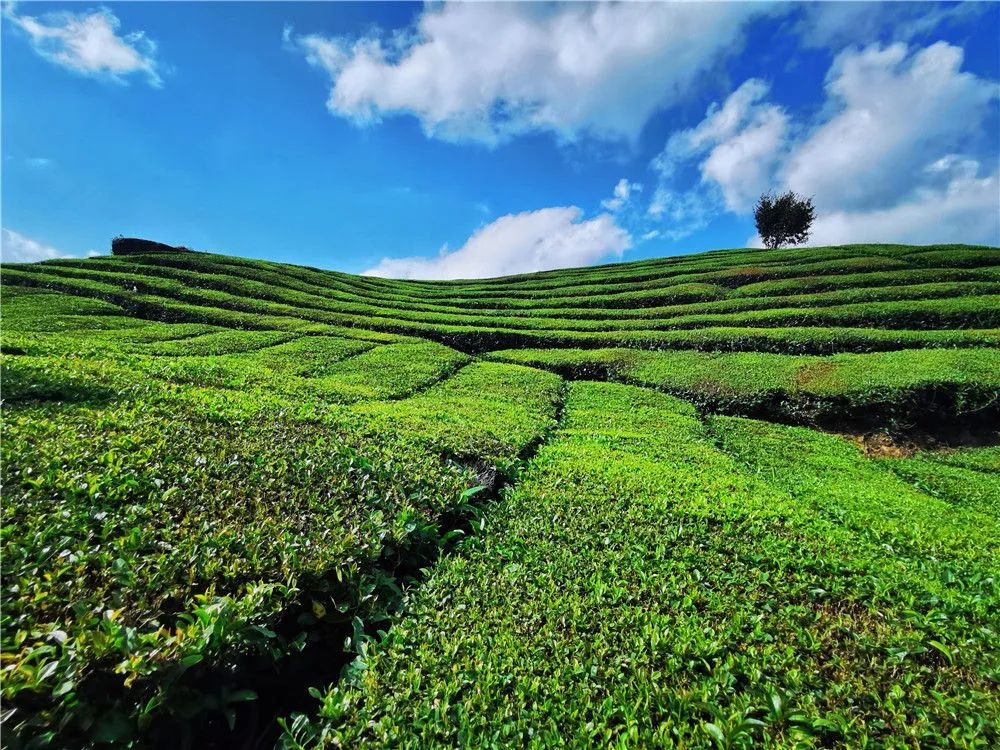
[[2, 242, 998, 747], [488, 346, 1000, 427], [291, 382, 999, 748], [711, 416, 1000, 567], [0, 388, 481, 746], [353, 362, 563, 469]]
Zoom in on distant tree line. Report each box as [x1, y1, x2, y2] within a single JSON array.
[[111, 236, 195, 256]]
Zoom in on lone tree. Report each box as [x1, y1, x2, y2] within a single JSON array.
[[754, 191, 815, 249]]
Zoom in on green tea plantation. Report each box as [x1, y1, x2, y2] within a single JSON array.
[[1, 243, 998, 748]]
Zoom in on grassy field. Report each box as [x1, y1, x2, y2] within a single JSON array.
[[2, 243, 998, 748]]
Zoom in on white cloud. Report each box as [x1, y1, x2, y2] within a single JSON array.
[[290, 30, 348, 79], [749, 166, 1000, 247], [782, 41, 998, 211], [650, 40, 999, 247], [796, 1, 989, 51], [649, 79, 788, 226], [698, 109, 787, 213], [646, 188, 714, 241], [4, 4, 163, 86], [924, 154, 981, 182], [1, 228, 70, 263], [287, 2, 771, 144], [656, 79, 774, 169], [601, 178, 642, 211], [363, 207, 631, 280], [25, 157, 53, 169]]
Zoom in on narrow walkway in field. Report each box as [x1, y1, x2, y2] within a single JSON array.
[[288, 381, 999, 748], [187, 363, 569, 749], [295, 340, 471, 403], [485, 346, 1000, 441]]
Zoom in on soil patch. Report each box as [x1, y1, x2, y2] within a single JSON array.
[[836, 426, 1000, 458]]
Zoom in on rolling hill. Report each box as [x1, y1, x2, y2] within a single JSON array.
[[2, 242, 999, 748]]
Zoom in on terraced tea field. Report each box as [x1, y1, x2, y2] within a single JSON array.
[[2, 243, 999, 748]]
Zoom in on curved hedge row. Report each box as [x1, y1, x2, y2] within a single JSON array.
[[2, 242, 997, 747]]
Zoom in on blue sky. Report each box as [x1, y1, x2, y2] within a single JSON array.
[[2, 1, 998, 278]]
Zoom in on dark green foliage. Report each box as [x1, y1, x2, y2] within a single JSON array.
[[286, 385, 999, 748], [0, 347, 555, 747], [754, 191, 816, 249], [881, 447, 1000, 516], [1, 399, 469, 745], [111, 237, 193, 256], [1, 242, 997, 748], [353, 362, 563, 470], [485, 346, 1000, 428], [5, 245, 999, 357]]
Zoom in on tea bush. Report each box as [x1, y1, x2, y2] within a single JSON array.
[[288, 384, 998, 748], [2, 242, 997, 747]]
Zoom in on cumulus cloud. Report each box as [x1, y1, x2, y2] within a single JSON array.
[[647, 187, 715, 241], [657, 80, 773, 166], [286, 2, 770, 144], [782, 41, 998, 211], [644, 79, 788, 240], [699, 109, 787, 213], [650, 40, 999, 247], [805, 167, 1000, 246], [1, 228, 70, 263], [601, 178, 642, 212], [4, 4, 163, 86], [748, 165, 1000, 247], [363, 207, 631, 280], [654, 79, 789, 213], [796, 1, 989, 51]]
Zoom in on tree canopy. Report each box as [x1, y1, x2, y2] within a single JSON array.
[[754, 192, 815, 249]]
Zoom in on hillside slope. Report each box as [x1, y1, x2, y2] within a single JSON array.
[[2, 243, 999, 748]]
